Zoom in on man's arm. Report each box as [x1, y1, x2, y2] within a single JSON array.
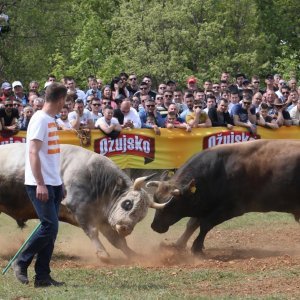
[[29, 139, 49, 202]]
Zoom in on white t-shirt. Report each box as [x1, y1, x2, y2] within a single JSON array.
[[56, 118, 72, 129], [91, 112, 102, 124], [95, 116, 120, 128], [124, 107, 142, 128], [25, 110, 62, 186], [68, 109, 92, 127]]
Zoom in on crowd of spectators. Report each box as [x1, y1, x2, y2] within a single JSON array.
[[0, 72, 299, 137]]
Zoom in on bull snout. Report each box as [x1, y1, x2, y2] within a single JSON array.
[[115, 224, 133, 236], [151, 222, 169, 234]]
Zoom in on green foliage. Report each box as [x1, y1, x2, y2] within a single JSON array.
[[1, 0, 299, 87]]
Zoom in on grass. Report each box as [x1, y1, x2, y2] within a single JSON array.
[[0, 211, 299, 299]]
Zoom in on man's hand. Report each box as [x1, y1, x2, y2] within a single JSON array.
[[36, 184, 48, 202]]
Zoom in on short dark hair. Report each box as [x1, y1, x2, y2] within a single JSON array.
[[168, 111, 176, 117], [119, 72, 129, 79], [104, 105, 113, 111], [260, 103, 268, 110], [45, 83, 67, 103]]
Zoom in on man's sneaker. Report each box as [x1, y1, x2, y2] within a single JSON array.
[[12, 260, 29, 285], [34, 277, 65, 288]]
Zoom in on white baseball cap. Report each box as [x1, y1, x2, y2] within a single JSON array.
[[12, 81, 23, 88]]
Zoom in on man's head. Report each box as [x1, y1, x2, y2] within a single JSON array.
[[206, 95, 216, 109], [60, 105, 69, 120], [265, 74, 274, 86], [166, 80, 176, 92], [260, 102, 269, 118], [119, 72, 129, 88], [251, 76, 260, 88], [139, 82, 149, 95], [158, 83, 167, 95], [185, 93, 194, 109], [289, 90, 299, 104], [220, 80, 228, 92], [281, 86, 290, 101], [194, 89, 205, 102], [101, 99, 111, 110], [235, 73, 245, 87], [145, 99, 156, 113], [187, 77, 197, 91], [4, 99, 13, 112], [66, 78, 76, 91], [265, 90, 276, 105], [203, 80, 212, 91], [29, 81, 39, 92], [128, 73, 138, 86], [168, 103, 178, 114], [103, 105, 114, 120], [163, 91, 173, 107], [289, 78, 297, 91], [221, 72, 230, 82], [12, 81, 23, 96], [241, 96, 252, 109], [252, 92, 263, 106], [230, 91, 240, 104], [173, 90, 183, 103], [212, 83, 220, 95], [217, 99, 229, 113], [91, 98, 101, 113], [96, 78, 103, 90], [142, 76, 152, 88], [33, 97, 45, 112], [74, 99, 85, 116], [1, 82, 12, 96], [120, 100, 131, 116], [155, 94, 163, 106], [166, 111, 177, 124]]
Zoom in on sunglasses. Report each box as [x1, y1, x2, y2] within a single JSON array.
[[243, 102, 251, 105], [165, 95, 173, 98], [146, 105, 155, 108], [92, 103, 100, 106], [253, 81, 260, 84], [282, 92, 290, 95], [159, 86, 166, 89], [194, 105, 202, 109], [5, 104, 13, 107], [129, 78, 137, 81], [140, 87, 147, 90], [102, 102, 110, 105], [14, 104, 21, 107]]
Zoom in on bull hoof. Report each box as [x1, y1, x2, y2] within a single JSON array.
[[160, 241, 187, 253], [96, 251, 110, 263]]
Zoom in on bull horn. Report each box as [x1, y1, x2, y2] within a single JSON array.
[[172, 189, 181, 196], [149, 198, 172, 210], [133, 173, 157, 191], [146, 181, 160, 188]]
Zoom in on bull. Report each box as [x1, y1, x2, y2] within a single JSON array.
[[148, 139, 300, 254], [0, 143, 165, 260]]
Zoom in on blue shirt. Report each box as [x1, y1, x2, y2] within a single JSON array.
[[231, 103, 255, 123]]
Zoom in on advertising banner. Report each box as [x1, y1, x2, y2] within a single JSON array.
[[1, 126, 299, 169]]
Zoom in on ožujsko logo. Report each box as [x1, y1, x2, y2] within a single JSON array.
[[0, 136, 26, 145], [203, 131, 260, 149], [94, 134, 155, 164]]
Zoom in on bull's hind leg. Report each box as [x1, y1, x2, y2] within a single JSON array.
[[174, 217, 200, 249]]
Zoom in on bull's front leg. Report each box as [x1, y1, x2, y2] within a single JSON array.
[[174, 217, 200, 249], [101, 225, 136, 259], [82, 225, 110, 261]]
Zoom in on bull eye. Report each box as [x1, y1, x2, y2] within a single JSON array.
[[121, 200, 133, 211]]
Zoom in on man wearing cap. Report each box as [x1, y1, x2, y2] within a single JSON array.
[[264, 74, 275, 92], [12, 81, 28, 105], [0, 82, 13, 103], [272, 98, 292, 127], [186, 77, 198, 91], [166, 80, 176, 92], [0, 98, 19, 132]]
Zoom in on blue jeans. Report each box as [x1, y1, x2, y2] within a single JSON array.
[[18, 185, 63, 280]]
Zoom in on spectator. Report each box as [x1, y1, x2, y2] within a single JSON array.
[[114, 100, 141, 129], [0, 82, 12, 103], [251, 92, 263, 113], [220, 80, 228, 93], [212, 82, 221, 102], [289, 99, 300, 126], [134, 81, 154, 101], [96, 78, 103, 91], [234, 73, 245, 91], [85, 78, 101, 101], [203, 80, 213, 93], [186, 77, 198, 91], [288, 78, 298, 91], [68, 99, 93, 130], [18, 105, 34, 131], [32, 97, 44, 112], [102, 85, 113, 101], [166, 80, 176, 92], [256, 103, 278, 129], [159, 90, 173, 118], [131, 96, 140, 112], [203, 95, 216, 114], [272, 98, 292, 127], [231, 96, 256, 133], [157, 83, 167, 95], [168, 103, 184, 122], [141, 75, 156, 99], [66, 77, 86, 103], [173, 89, 184, 113], [13, 99, 23, 116], [127, 73, 139, 96], [194, 89, 206, 107], [85, 95, 94, 111], [56, 105, 72, 130], [139, 99, 163, 135], [12, 81, 28, 105], [273, 74, 282, 90], [251, 76, 262, 94], [95, 105, 122, 137], [165, 111, 191, 132], [220, 71, 230, 83], [180, 93, 194, 121], [286, 90, 299, 112], [0, 99, 19, 132], [228, 90, 240, 114], [100, 99, 111, 116], [208, 99, 233, 129], [264, 74, 275, 92], [90, 98, 102, 125], [29, 81, 39, 93], [186, 102, 212, 128]]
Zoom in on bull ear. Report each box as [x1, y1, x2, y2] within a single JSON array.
[[188, 179, 196, 194]]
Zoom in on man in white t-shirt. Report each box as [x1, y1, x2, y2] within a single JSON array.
[[56, 105, 72, 130], [68, 99, 93, 129], [13, 83, 67, 288], [95, 105, 121, 136]]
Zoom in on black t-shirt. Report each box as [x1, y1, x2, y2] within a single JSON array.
[[0, 108, 19, 126]]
